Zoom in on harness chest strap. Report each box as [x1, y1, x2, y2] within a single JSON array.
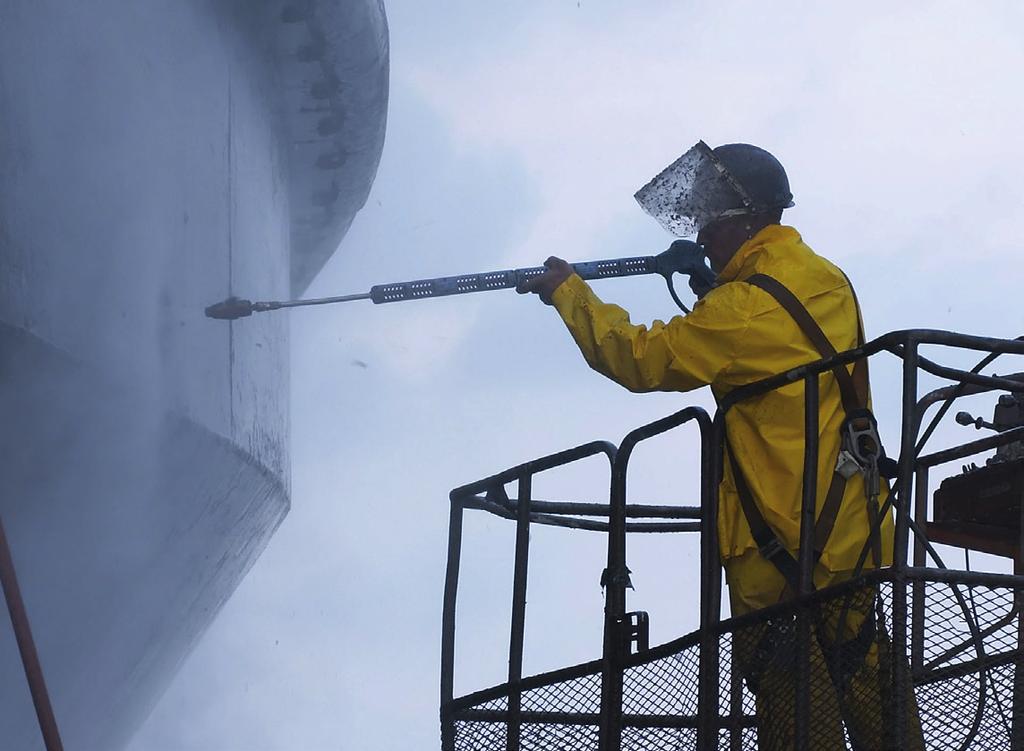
[[725, 273, 880, 589]]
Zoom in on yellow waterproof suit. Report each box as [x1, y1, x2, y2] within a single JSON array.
[[550, 225, 919, 749]]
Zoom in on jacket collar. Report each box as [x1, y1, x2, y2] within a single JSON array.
[[716, 224, 800, 283]]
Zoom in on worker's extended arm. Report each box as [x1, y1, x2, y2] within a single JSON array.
[[548, 272, 749, 393]]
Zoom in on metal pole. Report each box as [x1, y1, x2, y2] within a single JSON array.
[[892, 339, 919, 750], [910, 467, 928, 674], [440, 497, 465, 751], [1013, 488, 1024, 748], [600, 447, 632, 751], [507, 474, 532, 751], [698, 413, 725, 751], [798, 373, 820, 594], [266, 291, 372, 308], [0, 515, 65, 751], [795, 373, 819, 751]]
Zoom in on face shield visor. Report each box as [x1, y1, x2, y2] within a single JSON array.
[[633, 140, 756, 237]]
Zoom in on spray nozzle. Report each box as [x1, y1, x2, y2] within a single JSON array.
[[204, 297, 255, 320]]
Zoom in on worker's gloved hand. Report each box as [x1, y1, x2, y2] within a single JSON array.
[[517, 256, 573, 305]]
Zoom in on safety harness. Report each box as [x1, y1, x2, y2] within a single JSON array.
[[729, 275, 895, 734], [716, 273, 906, 748], [726, 273, 885, 593]]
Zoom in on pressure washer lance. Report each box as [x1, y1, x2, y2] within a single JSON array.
[[205, 240, 716, 321]]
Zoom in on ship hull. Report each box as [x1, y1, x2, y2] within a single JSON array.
[[0, 0, 387, 747]]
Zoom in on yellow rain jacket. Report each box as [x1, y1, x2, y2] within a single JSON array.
[[551, 225, 893, 576]]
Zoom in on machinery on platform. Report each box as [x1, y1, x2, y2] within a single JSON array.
[[930, 390, 1024, 562], [439, 331, 1024, 750]]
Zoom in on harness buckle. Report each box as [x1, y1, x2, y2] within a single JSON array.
[[839, 409, 885, 502], [840, 409, 882, 472]]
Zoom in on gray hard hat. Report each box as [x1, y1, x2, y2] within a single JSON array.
[[711, 143, 794, 214]]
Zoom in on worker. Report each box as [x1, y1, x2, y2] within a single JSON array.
[[518, 141, 922, 749]]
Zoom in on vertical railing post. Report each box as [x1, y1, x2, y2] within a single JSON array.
[[599, 446, 632, 751], [507, 474, 532, 751], [440, 497, 465, 751], [892, 339, 919, 750], [698, 413, 725, 751], [0, 515, 64, 751], [795, 373, 819, 751], [910, 466, 928, 673], [1012, 491, 1024, 747]]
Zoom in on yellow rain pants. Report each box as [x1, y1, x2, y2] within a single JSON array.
[[728, 551, 923, 750]]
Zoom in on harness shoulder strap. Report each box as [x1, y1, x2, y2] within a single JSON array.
[[726, 272, 877, 582], [746, 273, 877, 560], [746, 273, 863, 414], [725, 439, 802, 592]]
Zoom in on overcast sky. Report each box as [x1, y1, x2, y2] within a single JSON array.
[[129, 2, 1024, 748]]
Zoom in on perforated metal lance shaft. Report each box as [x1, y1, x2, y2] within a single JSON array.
[[204, 241, 716, 321]]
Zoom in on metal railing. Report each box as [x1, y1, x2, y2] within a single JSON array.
[[440, 329, 1024, 750], [441, 410, 714, 751]]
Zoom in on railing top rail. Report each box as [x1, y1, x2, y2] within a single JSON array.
[[448, 407, 713, 525], [720, 329, 1024, 411], [918, 425, 1024, 468], [916, 371, 1024, 415], [449, 439, 617, 501], [461, 494, 702, 519], [900, 329, 1024, 352], [458, 493, 702, 532], [614, 406, 713, 459]]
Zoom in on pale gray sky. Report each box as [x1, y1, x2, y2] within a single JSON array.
[[129, 2, 1024, 748]]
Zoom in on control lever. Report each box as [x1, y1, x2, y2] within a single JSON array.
[[955, 411, 1004, 432]]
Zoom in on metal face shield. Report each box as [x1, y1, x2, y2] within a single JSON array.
[[634, 141, 755, 237]]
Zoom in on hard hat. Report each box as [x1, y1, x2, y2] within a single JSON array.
[[634, 141, 794, 237], [711, 143, 794, 215]]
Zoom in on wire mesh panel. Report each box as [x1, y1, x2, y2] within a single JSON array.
[[519, 723, 600, 749], [452, 719, 508, 751], [913, 576, 1022, 751], [729, 583, 894, 750], [520, 671, 602, 715], [442, 571, 1024, 750], [621, 725, 697, 750], [619, 643, 703, 750], [713, 573, 1023, 750], [623, 643, 700, 717]]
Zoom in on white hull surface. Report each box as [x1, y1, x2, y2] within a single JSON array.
[[0, 1, 388, 747]]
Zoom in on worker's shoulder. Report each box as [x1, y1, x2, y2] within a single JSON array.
[[699, 233, 854, 322], [745, 239, 850, 313]]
